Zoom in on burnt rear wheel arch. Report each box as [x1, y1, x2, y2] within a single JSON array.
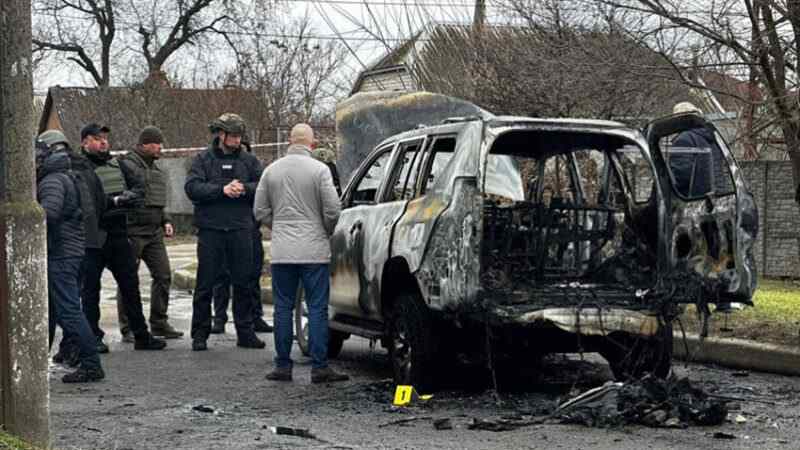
[[380, 256, 422, 318]]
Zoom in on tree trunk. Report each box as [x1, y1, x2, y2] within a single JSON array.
[[0, 0, 50, 447]]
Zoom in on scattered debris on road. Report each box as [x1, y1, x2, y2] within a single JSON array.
[[378, 416, 432, 428], [554, 375, 728, 428], [270, 426, 316, 439], [191, 405, 214, 413], [713, 431, 737, 439], [433, 418, 453, 430]]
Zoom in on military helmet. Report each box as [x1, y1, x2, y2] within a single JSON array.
[[211, 113, 246, 134], [37, 129, 69, 147], [311, 147, 336, 164]]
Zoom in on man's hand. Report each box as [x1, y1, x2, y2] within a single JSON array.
[[223, 179, 245, 198], [164, 223, 175, 238], [114, 190, 144, 207]]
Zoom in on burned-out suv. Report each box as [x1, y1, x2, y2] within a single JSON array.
[[326, 92, 757, 390]]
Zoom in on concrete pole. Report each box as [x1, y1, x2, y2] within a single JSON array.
[[0, 0, 50, 447]]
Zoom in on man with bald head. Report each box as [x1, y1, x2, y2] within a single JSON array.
[[254, 123, 346, 383]]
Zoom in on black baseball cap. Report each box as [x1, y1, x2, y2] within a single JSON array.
[[80, 123, 110, 140]]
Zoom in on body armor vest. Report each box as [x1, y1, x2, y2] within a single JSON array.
[[128, 151, 167, 207], [94, 159, 127, 195]]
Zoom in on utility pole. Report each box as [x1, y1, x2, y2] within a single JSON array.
[[0, 0, 50, 447], [473, 0, 486, 33]]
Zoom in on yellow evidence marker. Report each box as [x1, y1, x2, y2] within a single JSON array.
[[393, 385, 433, 406]]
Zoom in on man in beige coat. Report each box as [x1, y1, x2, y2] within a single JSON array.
[[254, 123, 347, 383]]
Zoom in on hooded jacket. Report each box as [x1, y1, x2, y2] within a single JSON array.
[[36, 151, 85, 259], [184, 137, 262, 230], [254, 144, 341, 264]]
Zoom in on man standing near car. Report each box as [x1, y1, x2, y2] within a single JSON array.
[[255, 123, 347, 383], [185, 113, 265, 351], [79, 123, 167, 352], [115, 126, 183, 341]]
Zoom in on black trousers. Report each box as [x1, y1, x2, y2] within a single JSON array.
[[82, 234, 148, 338], [212, 229, 264, 323], [192, 228, 254, 340]]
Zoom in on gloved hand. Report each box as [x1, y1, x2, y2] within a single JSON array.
[[114, 190, 144, 208]]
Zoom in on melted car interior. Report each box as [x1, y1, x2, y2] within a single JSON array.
[[480, 129, 659, 303]]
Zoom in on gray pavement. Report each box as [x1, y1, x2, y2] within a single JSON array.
[[47, 242, 800, 450]]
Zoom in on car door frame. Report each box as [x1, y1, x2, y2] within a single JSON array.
[[645, 113, 757, 303], [330, 143, 397, 317]]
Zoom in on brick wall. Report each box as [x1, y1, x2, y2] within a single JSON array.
[[741, 161, 800, 278]]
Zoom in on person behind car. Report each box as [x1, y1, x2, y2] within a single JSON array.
[[255, 123, 347, 383], [36, 130, 105, 383], [184, 113, 265, 351], [670, 102, 714, 197]]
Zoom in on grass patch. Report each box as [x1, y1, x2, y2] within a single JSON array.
[[0, 431, 42, 450], [678, 278, 800, 347]]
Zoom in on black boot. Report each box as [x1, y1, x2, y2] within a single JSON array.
[[253, 317, 273, 333], [62, 366, 105, 383], [134, 331, 167, 350], [236, 334, 265, 349]]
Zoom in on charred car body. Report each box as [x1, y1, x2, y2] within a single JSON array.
[[327, 92, 758, 389]]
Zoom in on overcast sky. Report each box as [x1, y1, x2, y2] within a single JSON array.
[[32, 0, 492, 94]]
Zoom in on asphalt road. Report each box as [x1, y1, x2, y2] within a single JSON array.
[[49, 266, 800, 449]]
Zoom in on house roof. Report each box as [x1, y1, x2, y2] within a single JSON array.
[[39, 85, 270, 151]]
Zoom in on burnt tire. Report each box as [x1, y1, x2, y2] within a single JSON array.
[[327, 330, 348, 359], [601, 323, 673, 381], [294, 287, 310, 357], [388, 292, 439, 392], [295, 286, 348, 359]]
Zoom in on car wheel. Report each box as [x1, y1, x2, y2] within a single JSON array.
[[388, 292, 439, 392], [601, 322, 673, 380], [328, 330, 348, 359], [294, 287, 310, 357]]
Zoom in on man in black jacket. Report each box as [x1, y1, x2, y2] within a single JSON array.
[[78, 123, 166, 352], [36, 130, 105, 383], [210, 137, 273, 336], [185, 113, 265, 351]]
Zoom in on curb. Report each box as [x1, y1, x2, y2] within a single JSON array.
[[674, 333, 800, 376], [171, 264, 273, 305]]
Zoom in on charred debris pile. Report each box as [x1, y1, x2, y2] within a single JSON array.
[[554, 374, 728, 428]]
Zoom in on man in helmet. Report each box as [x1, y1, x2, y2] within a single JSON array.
[[185, 113, 265, 351], [207, 127, 273, 336], [36, 130, 105, 382]]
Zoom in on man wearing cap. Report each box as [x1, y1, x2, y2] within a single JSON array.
[[255, 123, 347, 383], [185, 113, 265, 351], [36, 130, 105, 382], [78, 123, 167, 352], [114, 126, 183, 341]]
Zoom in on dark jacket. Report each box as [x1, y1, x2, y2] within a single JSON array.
[[68, 150, 107, 249], [185, 138, 262, 230], [670, 127, 717, 198], [119, 149, 172, 236], [37, 152, 85, 259], [82, 149, 146, 235]]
